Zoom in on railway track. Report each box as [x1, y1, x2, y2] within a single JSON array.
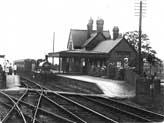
[[58, 93, 164, 123], [22, 73, 102, 94], [0, 76, 164, 123], [20, 76, 118, 123]]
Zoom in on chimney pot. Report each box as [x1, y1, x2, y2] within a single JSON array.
[[87, 18, 93, 38], [113, 26, 119, 40], [96, 18, 104, 33]]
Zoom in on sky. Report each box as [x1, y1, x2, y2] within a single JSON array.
[[0, 0, 164, 63]]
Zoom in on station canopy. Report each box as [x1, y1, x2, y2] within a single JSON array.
[[48, 50, 109, 58]]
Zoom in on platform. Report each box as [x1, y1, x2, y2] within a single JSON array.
[[57, 74, 135, 98]]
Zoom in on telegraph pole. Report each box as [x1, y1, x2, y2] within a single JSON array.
[[138, 0, 142, 74], [135, 0, 146, 74]]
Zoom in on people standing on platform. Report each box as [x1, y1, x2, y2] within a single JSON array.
[[4, 60, 10, 75], [8, 64, 12, 75]]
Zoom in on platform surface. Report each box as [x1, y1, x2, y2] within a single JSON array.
[[58, 74, 135, 98]]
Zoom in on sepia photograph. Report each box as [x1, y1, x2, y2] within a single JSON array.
[[0, 0, 164, 122]]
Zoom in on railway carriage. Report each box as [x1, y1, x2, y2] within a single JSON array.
[[14, 58, 54, 81], [14, 59, 36, 73]]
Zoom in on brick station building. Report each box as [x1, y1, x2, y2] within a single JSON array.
[[49, 18, 137, 78]]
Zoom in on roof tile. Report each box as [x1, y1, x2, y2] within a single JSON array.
[[92, 38, 122, 53], [68, 29, 111, 49]]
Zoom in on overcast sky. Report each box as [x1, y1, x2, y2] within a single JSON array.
[[0, 0, 163, 62]]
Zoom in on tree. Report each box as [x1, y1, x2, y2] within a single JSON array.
[[124, 31, 156, 57], [123, 31, 160, 68]]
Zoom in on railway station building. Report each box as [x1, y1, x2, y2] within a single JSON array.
[[49, 18, 137, 79]]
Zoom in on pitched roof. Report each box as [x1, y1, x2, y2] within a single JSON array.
[[92, 38, 122, 53], [50, 38, 137, 58], [82, 32, 97, 47], [67, 29, 111, 49]]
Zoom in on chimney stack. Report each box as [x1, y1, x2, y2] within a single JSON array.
[[87, 18, 93, 38], [113, 26, 119, 40], [96, 18, 104, 33]]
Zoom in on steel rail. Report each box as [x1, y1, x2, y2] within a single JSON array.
[[1, 89, 28, 123], [20, 76, 47, 90], [1, 83, 42, 123], [0, 100, 42, 123], [21, 75, 119, 122], [50, 91, 118, 123], [57, 89, 164, 122], [20, 79, 76, 123], [88, 96, 164, 122], [21, 77, 118, 122], [20, 77, 117, 122], [0, 91, 27, 123], [21, 76, 86, 123], [23, 77, 50, 123], [22, 78, 87, 123], [8, 92, 75, 123], [19, 75, 164, 122], [22, 78, 44, 123], [32, 89, 43, 123], [42, 94, 87, 123], [21, 75, 96, 93], [52, 90, 106, 97], [77, 95, 153, 122], [22, 80, 41, 89], [24, 88, 105, 97]]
